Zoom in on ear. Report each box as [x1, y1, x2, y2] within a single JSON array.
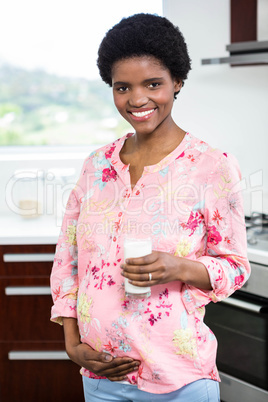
[[174, 79, 182, 93]]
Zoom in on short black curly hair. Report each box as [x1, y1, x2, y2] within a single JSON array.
[[97, 13, 191, 98]]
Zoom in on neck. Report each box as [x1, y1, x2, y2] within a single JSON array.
[[133, 121, 186, 155]]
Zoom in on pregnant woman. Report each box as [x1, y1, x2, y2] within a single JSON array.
[[50, 13, 250, 402]]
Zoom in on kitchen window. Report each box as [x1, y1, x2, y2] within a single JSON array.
[[0, 0, 162, 149]]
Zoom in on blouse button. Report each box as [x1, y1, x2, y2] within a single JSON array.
[[118, 212, 122, 217]]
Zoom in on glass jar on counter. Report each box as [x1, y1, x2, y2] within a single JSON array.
[[7, 170, 44, 218]]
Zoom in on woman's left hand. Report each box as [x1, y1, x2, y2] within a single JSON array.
[[120, 251, 181, 287]]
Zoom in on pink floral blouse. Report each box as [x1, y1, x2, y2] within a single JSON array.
[[50, 132, 250, 394]]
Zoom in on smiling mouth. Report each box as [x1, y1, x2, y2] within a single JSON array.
[[130, 108, 156, 118]]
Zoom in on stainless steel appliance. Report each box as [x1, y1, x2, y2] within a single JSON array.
[[205, 213, 268, 402]]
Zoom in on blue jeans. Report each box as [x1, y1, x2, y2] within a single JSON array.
[[82, 377, 220, 402]]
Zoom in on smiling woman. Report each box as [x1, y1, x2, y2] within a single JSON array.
[[0, 0, 162, 147], [50, 12, 250, 402]]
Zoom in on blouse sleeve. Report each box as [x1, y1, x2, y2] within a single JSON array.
[[50, 162, 86, 325], [182, 153, 251, 314]]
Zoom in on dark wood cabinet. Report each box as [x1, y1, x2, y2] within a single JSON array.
[[0, 244, 84, 402], [231, 0, 257, 43]]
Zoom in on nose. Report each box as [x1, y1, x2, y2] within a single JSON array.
[[128, 88, 148, 108]]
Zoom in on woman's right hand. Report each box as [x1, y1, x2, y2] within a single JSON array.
[[63, 317, 140, 381], [66, 342, 140, 381]]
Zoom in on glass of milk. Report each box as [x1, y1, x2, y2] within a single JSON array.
[[124, 237, 152, 299]]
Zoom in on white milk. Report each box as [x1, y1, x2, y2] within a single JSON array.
[[124, 237, 152, 298]]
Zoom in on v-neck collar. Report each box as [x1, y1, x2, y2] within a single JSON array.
[[110, 132, 191, 174]]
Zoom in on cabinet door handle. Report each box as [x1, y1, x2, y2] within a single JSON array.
[[5, 286, 51, 296], [221, 297, 267, 313], [3, 253, 55, 262], [8, 351, 69, 360]]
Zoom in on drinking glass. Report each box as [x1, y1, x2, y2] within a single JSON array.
[[124, 237, 152, 299]]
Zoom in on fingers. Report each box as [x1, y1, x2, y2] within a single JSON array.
[[107, 371, 134, 382], [71, 343, 140, 381], [92, 357, 140, 378], [123, 263, 154, 276], [83, 348, 112, 363], [121, 266, 157, 286], [125, 251, 157, 266], [121, 253, 159, 285], [124, 272, 157, 287], [120, 251, 175, 286], [121, 253, 158, 277], [100, 360, 140, 377], [84, 350, 133, 367], [107, 368, 137, 382]]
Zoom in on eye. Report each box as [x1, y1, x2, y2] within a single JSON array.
[[148, 82, 160, 88], [116, 86, 128, 92]]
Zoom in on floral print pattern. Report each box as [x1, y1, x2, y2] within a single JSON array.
[[66, 223, 77, 246], [175, 239, 191, 257], [101, 166, 117, 182], [50, 132, 250, 394], [173, 310, 198, 359], [207, 225, 222, 245], [77, 293, 93, 324], [173, 328, 198, 359]]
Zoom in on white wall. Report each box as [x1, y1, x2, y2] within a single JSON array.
[[163, 0, 268, 215]]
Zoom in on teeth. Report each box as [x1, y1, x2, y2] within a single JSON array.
[[132, 109, 155, 117]]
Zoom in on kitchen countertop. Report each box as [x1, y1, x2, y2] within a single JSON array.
[[1, 215, 267, 265], [0, 214, 60, 245], [247, 241, 268, 266]]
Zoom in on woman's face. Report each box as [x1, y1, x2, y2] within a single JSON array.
[[112, 56, 182, 136]]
